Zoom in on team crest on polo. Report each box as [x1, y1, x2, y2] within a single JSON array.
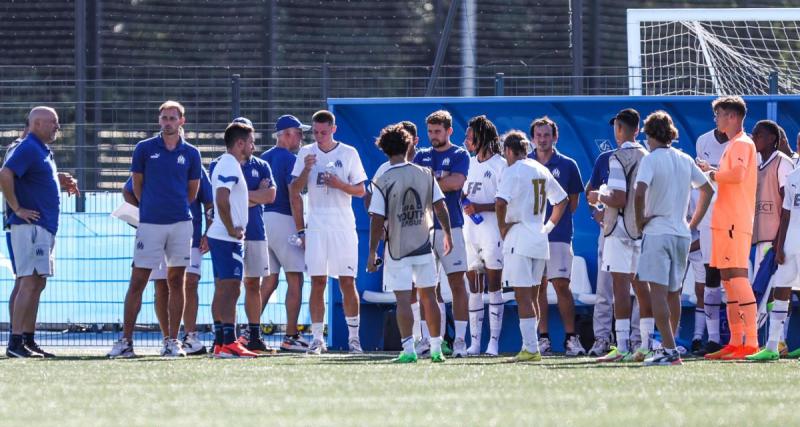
[[442, 158, 451, 167], [335, 160, 343, 168], [484, 171, 492, 178], [177, 155, 186, 165], [398, 188, 424, 227], [552, 168, 560, 179], [251, 168, 259, 178]]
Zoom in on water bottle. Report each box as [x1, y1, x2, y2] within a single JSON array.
[[324, 162, 337, 194], [596, 184, 611, 210], [462, 198, 484, 225], [288, 231, 304, 247]]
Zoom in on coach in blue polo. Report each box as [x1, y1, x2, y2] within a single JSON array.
[[107, 100, 202, 358], [529, 116, 586, 356]]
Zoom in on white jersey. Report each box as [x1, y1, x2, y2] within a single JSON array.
[[695, 130, 729, 229], [207, 153, 248, 242], [463, 154, 507, 242], [291, 141, 367, 231], [496, 158, 567, 259], [782, 168, 800, 255]]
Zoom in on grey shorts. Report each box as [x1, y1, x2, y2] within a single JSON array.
[[637, 234, 690, 292], [10, 224, 55, 277], [432, 227, 467, 275], [545, 241, 573, 280], [244, 239, 270, 278], [133, 221, 193, 269], [264, 212, 305, 273]]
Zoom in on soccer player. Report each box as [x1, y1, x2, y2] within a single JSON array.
[[290, 110, 367, 355], [529, 116, 586, 356], [496, 130, 568, 362], [261, 115, 310, 352], [748, 163, 800, 360], [461, 115, 506, 356], [704, 96, 759, 360], [413, 110, 471, 357], [367, 123, 451, 363], [210, 117, 276, 354], [1, 107, 78, 358], [692, 124, 729, 356], [594, 108, 653, 363], [208, 121, 258, 358], [634, 111, 713, 366], [107, 101, 202, 358], [585, 148, 614, 356]]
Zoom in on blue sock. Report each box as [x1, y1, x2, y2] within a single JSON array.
[[223, 323, 236, 345], [213, 321, 223, 346]]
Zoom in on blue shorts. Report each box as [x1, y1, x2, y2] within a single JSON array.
[[6, 231, 16, 275], [208, 237, 244, 280]]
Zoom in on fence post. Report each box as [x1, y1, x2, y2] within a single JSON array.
[[231, 74, 241, 119], [767, 70, 779, 122], [321, 61, 329, 105], [494, 73, 504, 96], [769, 71, 779, 95], [74, 0, 87, 212]]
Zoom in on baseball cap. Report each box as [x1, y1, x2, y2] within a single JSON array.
[[232, 117, 253, 128], [274, 115, 311, 134], [609, 108, 640, 129]]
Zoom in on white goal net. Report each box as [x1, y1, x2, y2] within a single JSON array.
[[627, 8, 800, 96]]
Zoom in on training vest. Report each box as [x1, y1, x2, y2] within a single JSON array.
[[753, 151, 792, 244], [603, 145, 648, 240], [373, 163, 435, 260]]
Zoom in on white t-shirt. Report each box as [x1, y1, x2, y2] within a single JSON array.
[[496, 158, 567, 259], [463, 154, 507, 241], [636, 147, 709, 237], [782, 168, 800, 255], [291, 141, 367, 230], [607, 141, 646, 239], [369, 162, 445, 267], [207, 153, 248, 242], [696, 130, 729, 229]]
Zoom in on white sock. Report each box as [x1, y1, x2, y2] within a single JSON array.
[[421, 319, 430, 339], [455, 320, 467, 341], [488, 290, 504, 341], [519, 317, 539, 353], [345, 316, 360, 340], [411, 302, 421, 341], [468, 292, 484, 346], [401, 336, 415, 355], [783, 308, 792, 342], [768, 300, 790, 352], [311, 322, 324, 342], [693, 307, 706, 340], [615, 319, 631, 353], [430, 336, 443, 354], [439, 302, 447, 338], [640, 317, 654, 351], [704, 287, 722, 343]]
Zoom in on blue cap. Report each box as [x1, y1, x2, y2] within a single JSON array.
[[232, 117, 253, 128], [275, 115, 311, 134]]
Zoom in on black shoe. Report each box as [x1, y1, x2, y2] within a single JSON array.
[[26, 341, 55, 358], [245, 336, 273, 355], [694, 340, 722, 357], [6, 343, 34, 358], [690, 339, 703, 355]]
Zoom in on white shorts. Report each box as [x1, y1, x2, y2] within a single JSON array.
[[773, 254, 800, 288], [433, 227, 467, 275], [699, 226, 712, 265], [502, 253, 546, 288], [545, 242, 573, 280], [133, 221, 193, 269], [305, 228, 358, 278], [244, 240, 270, 278], [264, 212, 304, 273], [601, 235, 641, 274], [10, 224, 55, 277], [687, 249, 706, 284], [149, 247, 202, 281], [465, 232, 503, 272], [383, 253, 438, 292]]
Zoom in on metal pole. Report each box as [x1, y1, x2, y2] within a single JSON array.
[[571, 0, 584, 95], [769, 71, 779, 95], [460, 0, 476, 96], [494, 73, 504, 96], [426, 0, 461, 96], [74, 0, 87, 211], [231, 74, 241, 119], [767, 70, 779, 121], [322, 60, 329, 105]]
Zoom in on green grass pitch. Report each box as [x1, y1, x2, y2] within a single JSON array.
[[2, 351, 799, 426]]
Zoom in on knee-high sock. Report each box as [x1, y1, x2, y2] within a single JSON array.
[[488, 290, 504, 341], [439, 302, 447, 339], [704, 287, 722, 343], [693, 307, 706, 340], [411, 302, 421, 341], [731, 277, 758, 348], [722, 280, 743, 347], [767, 299, 790, 352], [468, 292, 484, 347]]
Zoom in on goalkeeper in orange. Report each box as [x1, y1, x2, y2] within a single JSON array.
[[704, 96, 759, 360]]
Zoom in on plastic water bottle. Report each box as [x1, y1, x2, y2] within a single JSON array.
[[462, 198, 484, 225]]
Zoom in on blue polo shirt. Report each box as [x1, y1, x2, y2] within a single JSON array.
[[130, 135, 202, 225], [413, 144, 470, 229], [529, 148, 584, 243], [589, 150, 613, 189], [261, 146, 295, 216], [210, 155, 274, 241], [3, 134, 60, 235]]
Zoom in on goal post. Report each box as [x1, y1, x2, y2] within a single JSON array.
[[627, 8, 800, 96]]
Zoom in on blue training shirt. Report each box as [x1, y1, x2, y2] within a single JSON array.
[[3, 133, 61, 235], [261, 146, 295, 216], [210, 155, 274, 241], [413, 144, 470, 229], [589, 150, 613, 189], [529, 148, 584, 244], [130, 134, 202, 225]]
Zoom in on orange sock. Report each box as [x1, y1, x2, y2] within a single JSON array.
[[731, 277, 759, 348], [722, 280, 743, 347]]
